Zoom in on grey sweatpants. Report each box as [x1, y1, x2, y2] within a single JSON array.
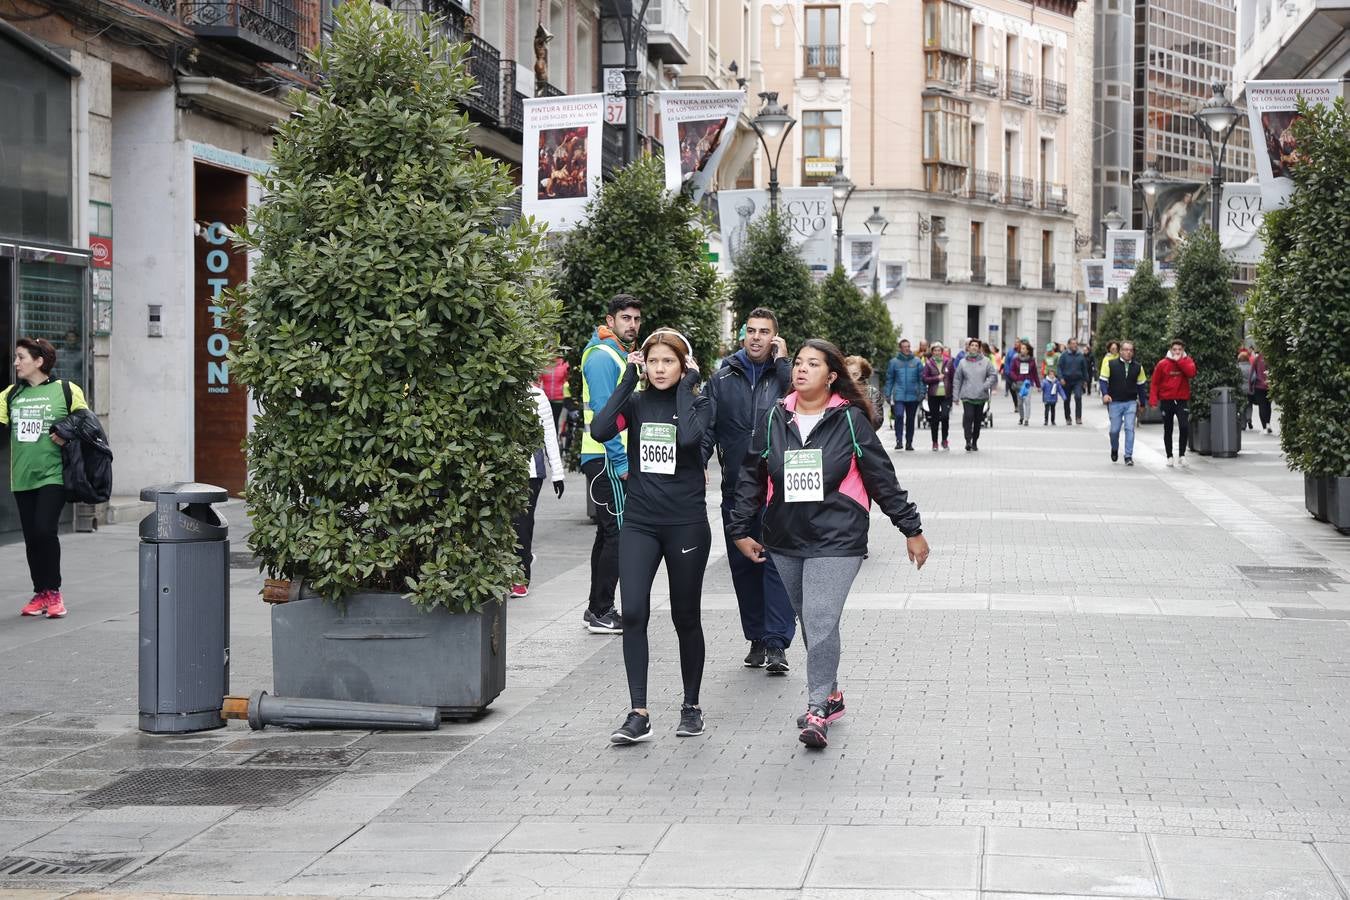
[[769, 553, 864, 710]]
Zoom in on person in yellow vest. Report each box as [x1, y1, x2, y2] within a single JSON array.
[[580, 294, 643, 634], [0, 338, 89, 620]]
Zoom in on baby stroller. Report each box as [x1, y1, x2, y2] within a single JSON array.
[[917, 400, 930, 431], [982, 397, 994, 428]]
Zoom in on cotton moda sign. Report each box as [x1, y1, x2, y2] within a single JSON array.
[[522, 93, 605, 232], [1105, 229, 1145, 289], [1244, 79, 1338, 208], [716, 187, 832, 274], [658, 91, 744, 203], [1082, 259, 1106, 303], [1220, 183, 1266, 264]]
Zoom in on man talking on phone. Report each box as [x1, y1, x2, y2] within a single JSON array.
[[703, 308, 797, 674]]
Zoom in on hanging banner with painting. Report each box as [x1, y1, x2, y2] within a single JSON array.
[[658, 90, 745, 202], [1082, 259, 1107, 303], [845, 234, 880, 286], [1105, 229, 1145, 289], [1220, 183, 1266, 264], [717, 187, 833, 274], [1152, 182, 1208, 286], [522, 93, 606, 232], [1243, 79, 1338, 209]]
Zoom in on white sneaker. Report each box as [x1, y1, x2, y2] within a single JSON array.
[[1178, 455, 1189, 468], [1165, 457, 1175, 468]]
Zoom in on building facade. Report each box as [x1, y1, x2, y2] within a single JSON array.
[[755, 0, 1094, 351], [1234, 0, 1350, 88]]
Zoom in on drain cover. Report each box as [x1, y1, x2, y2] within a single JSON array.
[[1270, 607, 1350, 620], [0, 854, 135, 876], [1239, 565, 1344, 583], [229, 551, 260, 569], [77, 767, 335, 808], [242, 748, 366, 768]]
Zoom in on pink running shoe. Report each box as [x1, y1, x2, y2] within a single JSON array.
[[44, 592, 67, 619], [509, 584, 528, 598], [20, 592, 49, 617], [798, 712, 829, 749]]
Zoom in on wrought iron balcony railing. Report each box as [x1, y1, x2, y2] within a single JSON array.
[[803, 43, 841, 76], [968, 169, 1000, 201], [971, 254, 987, 284], [461, 33, 500, 122], [1005, 68, 1035, 104], [1006, 175, 1034, 207], [1040, 182, 1068, 212], [181, 0, 299, 62], [1042, 262, 1056, 290], [1041, 78, 1067, 112], [1006, 258, 1022, 286], [970, 62, 1000, 97]]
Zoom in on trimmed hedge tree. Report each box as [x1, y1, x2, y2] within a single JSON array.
[[228, 0, 557, 612], [1121, 259, 1172, 376], [1249, 97, 1350, 476], [1168, 227, 1240, 422], [729, 212, 822, 350], [817, 267, 897, 371]]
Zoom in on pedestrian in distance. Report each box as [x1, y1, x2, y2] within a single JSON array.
[[1056, 338, 1090, 424], [592, 329, 713, 744], [1237, 348, 1254, 430], [580, 294, 644, 635], [921, 342, 955, 451], [1100, 340, 1147, 466], [1149, 339, 1198, 468], [883, 339, 923, 451], [1, 338, 90, 619], [845, 356, 885, 431], [1249, 348, 1273, 433], [953, 338, 999, 451], [1010, 340, 1041, 425], [1042, 342, 1061, 382], [1003, 342, 1022, 411], [730, 339, 929, 750], [702, 308, 796, 675], [510, 380, 566, 598], [1042, 371, 1064, 425]]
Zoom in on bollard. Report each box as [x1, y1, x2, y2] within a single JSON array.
[[223, 690, 440, 731]]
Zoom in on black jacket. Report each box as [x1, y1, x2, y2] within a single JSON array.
[[701, 351, 792, 501], [52, 409, 113, 504], [729, 395, 923, 557], [1056, 349, 1091, 385]]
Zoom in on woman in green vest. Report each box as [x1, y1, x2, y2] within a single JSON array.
[[0, 338, 88, 619]]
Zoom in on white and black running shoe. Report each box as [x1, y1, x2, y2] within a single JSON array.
[[743, 641, 766, 668], [610, 711, 651, 744], [675, 705, 705, 737], [765, 647, 790, 675], [585, 608, 623, 634]]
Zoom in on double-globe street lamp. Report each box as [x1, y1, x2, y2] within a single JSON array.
[[749, 91, 796, 215], [826, 160, 855, 269], [865, 205, 889, 296], [1193, 82, 1241, 235], [1134, 162, 1165, 262]]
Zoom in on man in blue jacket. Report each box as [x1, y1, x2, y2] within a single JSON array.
[[1055, 338, 1090, 425], [883, 338, 924, 451], [703, 308, 796, 674], [580, 295, 642, 634]]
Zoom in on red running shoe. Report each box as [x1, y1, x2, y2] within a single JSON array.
[[44, 592, 67, 619], [20, 592, 49, 617]]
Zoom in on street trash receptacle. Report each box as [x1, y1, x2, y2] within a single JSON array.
[[1210, 387, 1240, 458], [138, 482, 230, 733]]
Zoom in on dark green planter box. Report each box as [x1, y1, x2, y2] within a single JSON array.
[[1305, 474, 1331, 523], [1328, 477, 1350, 533], [271, 590, 506, 719]]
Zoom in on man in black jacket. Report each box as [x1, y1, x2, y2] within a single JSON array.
[[703, 308, 796, 674], [1055, 339, 1090, 425]]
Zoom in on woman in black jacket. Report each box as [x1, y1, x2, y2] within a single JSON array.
[[591, 329, 713, 744], [730, 339, 930, 749]]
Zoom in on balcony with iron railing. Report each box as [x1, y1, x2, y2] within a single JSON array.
[[536, 79, 565, 97], [1042, 262, 1056, 290], [645, 0, 691, 64], [971, 254, 987, 284], [462, 33, 500, 123], [1040, 182, 1068, 212], [1041, 78, 1067, 112], [1004, 69, 1035, 104], [1006, 258, 1022, 286], [181, 0, 300, 62], [968, 169, 1000, 201], [803, 43, 841, 76], [129, 0, 177, 20], [1006, 175, 1034, 207], [931, 250, 948, 282], [969, 62, 1000, 97]]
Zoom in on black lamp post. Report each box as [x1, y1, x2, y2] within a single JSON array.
[[607, 0, 652, 165], [827, 160, 855, 269], [1134, 163, 1164, 262], [1194, 82, 1240, 235], [749, 91, 795, 215], [865, 205, 889, 295]]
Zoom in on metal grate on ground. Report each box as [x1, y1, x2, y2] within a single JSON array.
[[77, 767, 336, 808], [1270, 607, 1350, 620], [242, 747, 366, 768], [0, 855, 135, 877]]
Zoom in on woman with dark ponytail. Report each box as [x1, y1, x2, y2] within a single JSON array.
[[729, 339, 930, 750]]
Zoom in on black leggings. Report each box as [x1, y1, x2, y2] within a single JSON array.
[[618, 519, 710, 709], [1252, 388, 1272, 429], [961, 401, 984, 446], [511, 477, 544, 582], [1160, 398, 1189, 458], [928, 396, 951, 443], [15, 484, 64, 593]]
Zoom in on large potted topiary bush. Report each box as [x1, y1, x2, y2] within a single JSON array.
[[729, 212, 823, 350], [1121, 258, 1172, 424], [1169, 227, 1242, 457], [817, 267, 897, 372], [228, 0, 557, 715], [1249, 98, 1350, 529]]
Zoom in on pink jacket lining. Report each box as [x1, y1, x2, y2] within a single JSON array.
[[766, 392, 870, 511]]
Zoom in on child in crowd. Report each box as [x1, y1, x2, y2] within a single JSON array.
[[1042, 371, 1064, 425], [1018, 378, 1033, 426]]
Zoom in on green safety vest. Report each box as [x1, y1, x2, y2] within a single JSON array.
[[580, 341, 630, 458]]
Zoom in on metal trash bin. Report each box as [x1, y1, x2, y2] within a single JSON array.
[[138, 482, 230, 733], [1209, 387, 1240, 458]]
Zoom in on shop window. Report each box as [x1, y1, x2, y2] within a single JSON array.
[[0, 37, 74, 244]]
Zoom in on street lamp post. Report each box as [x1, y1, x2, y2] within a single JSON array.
[[1135, 163, 1164, 262], [827, 160, 855, 269], [1194, 82, 1240, 235], [1101, 207, 1125, 249], [607, 0, 653, 165], [865, 205, 889, 296], [749, 91, 796, 216]]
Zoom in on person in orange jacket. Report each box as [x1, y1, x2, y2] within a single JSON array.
[[1148, 339, 1198, 468]]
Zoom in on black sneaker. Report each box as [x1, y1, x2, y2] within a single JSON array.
[[964, 442, 972, 452], [743, 641, 766, 668], [764, 647, 789, 675], [675, 705, 704, 737], [1110, 450, 1118, 463], [585, 608, 623, 634], [610, 711, 651, 744], [798, 710, 828, 749], [894, 442, 902, 450], [1124, 457, 1134, 467], [905, 444, 915, 452], [796, 692, 845, 728]]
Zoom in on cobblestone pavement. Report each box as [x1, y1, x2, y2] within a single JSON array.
[[3, 403, 1350, 898]]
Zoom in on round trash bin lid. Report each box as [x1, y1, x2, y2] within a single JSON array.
[[139, 482, 230, 504]]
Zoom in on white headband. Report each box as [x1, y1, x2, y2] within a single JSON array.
[[643, 329, 694, 359]]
